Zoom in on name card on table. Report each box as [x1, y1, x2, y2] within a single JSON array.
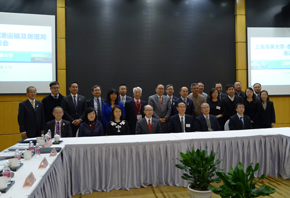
[[43, 140, 52, 148], [49, 148, 57, 157], [38, 157, 49, 169], [23, 172, 36, 187]]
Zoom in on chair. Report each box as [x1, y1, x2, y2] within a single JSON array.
[[224, 119, 230, 131]]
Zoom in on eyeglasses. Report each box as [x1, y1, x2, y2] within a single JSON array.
[[51, 87, 60, 89]]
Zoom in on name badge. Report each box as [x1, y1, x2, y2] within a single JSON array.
[[137, 114, 142, 121], [186, 124, 190, 127], [216, 106, 221, 110]]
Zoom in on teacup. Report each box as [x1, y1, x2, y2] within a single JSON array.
[[8, 158, 18, 170], [54, 135, 60, 143], [0, 177, 7, 190], [24, 150, 32, 160]]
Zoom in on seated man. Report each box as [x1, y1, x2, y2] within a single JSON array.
[[45, 106, 73, 138], [136, 105, 162, 134], [169, 102, 195, 132], [195, 103, 220, 131], [229, 103, 253, 130]]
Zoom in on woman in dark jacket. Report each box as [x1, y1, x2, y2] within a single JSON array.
[[244, 87, 260, 128], [259, 90, 275, 128], [106, 105, 130, 135], [78, 107, 104, 137], [207, 88, 225, 130]]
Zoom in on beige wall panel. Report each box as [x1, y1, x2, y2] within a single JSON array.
[[236, 70, 247, 88], [235, 0, 246, 15], [57, 38, 66, 70], [58, 70, 67, 96], [269, 96, 290, 124], [0, 134, 22, 152], [0, 95, 46, 102], [236, 43, 247, 70], [274, 124, 290, 128], [0, 103, 20, 134], [235, 15, 246, 42], [57, 0, 65, 8], [57, 8, 66, 38]]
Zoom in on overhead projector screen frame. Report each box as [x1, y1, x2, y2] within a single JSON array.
[[247, 27, 290, 96], [0, 12, 56, 95]]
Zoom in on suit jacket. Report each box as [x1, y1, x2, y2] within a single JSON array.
[[259, 101, 275, 128], [136, 117, 162, 134], [169, 96, 178, 116], [125, 99, 147, 134], [235, 91, 246, 98], [18, 99, 45, 138], [168, 114, 195, 133], [119, 95, 132, 106], [194, 114, 220, 131], [229, 114, 253, 130], [148, 95, 171, 120], [219, 93, 228, 100], [42, 93, 64, 123], [44, 119, 72, 138], [173, 97, 195, 117], [86, 97, 106, 121], [222, 95, 243, 120], [78, 121, 104, 137], [61, 94, 87, 122]]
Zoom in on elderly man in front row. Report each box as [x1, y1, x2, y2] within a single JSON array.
[[136, 105, 162, 134], [148, 84, 171, 132], [125, 86, 147, 134], [195, 103, 220, 131], [169, 102, 195, 133], [44, 106, 72, 138]]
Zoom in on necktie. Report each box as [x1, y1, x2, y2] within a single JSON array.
[[181, 117, 185, 132], [206, 116, 213, 131], [73, 96, 77, 111], [159, 96, 162, 106], [97, 98, 101, 121], [148, 119, 152, 133], [240, 117, 245, 129], [31, 101, 35, 110], [122, 97, 125, 106], [54, 95, 57, 99], [137, 100, 140, 107], [57, 122, 60, 135]]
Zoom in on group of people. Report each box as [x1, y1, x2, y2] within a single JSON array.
[[17, 81, 275, 139]]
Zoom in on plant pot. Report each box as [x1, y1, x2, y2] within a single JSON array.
[[188, 184, 212, 198]]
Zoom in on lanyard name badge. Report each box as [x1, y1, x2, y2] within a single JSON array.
[[134, 99, 142, 121]]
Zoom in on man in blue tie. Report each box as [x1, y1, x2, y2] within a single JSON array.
[[229, 103, 253, 130], [44, 106, 72, 138], [61, 82, 87, 136]]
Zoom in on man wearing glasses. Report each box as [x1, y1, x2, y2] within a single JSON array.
[[187, 83, 206, 117], [42, 81, 64, 123], [148, 84, 171, 133]]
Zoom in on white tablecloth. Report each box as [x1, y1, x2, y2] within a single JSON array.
[[2, 127, 290, 198]]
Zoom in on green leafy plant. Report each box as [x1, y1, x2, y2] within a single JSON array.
[[173, 148, 221, 191], [209, 162, 276, 198]]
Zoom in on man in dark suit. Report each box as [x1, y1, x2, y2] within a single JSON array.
[[229, 103, 253, 130], [173, 86, 195, 117], [18, 86, 45, 138], [119, 84, 132, 107], [61, 82, 87, 136], [86, 85, 105, 122], [222, 84, 243, 123], [42, 81, 64, 123], [136, 105, 162, 134], [234, 81, 246, 98], [253, 83, 261, 101], [214, 82, 227, 100], [195, 103, 220, 131], [148, 84, 171, 132], [165, 84, 178, 116], [169, 102, 195, 132], [125, 86, 147, 134], [44, 106, 72, 138]]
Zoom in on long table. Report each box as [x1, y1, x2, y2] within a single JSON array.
[[2, 127, 290, 198]]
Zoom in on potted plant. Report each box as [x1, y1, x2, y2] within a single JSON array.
[[209, 161, 276, 198], [173, 148, 221, 198]]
